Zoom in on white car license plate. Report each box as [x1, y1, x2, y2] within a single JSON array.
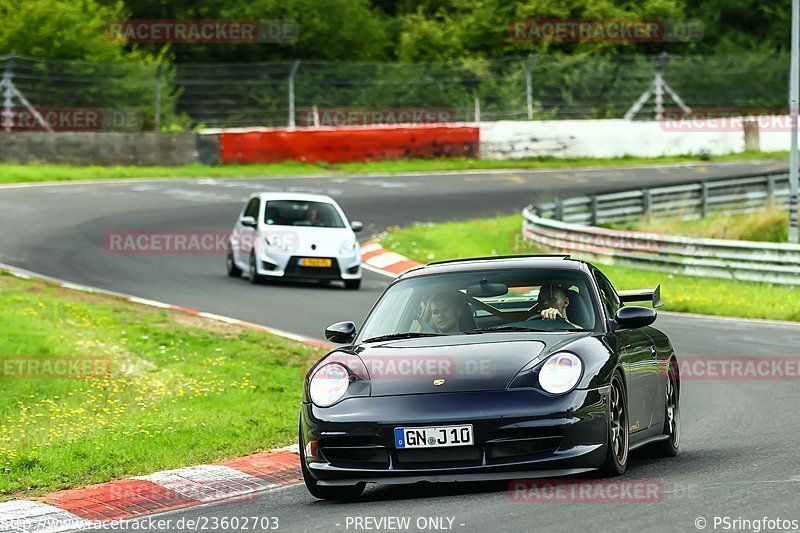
[[394, 424, 473, 449]]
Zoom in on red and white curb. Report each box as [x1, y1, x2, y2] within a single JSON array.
[[0, 447, 300, 532], [360, 240, 423, 278]]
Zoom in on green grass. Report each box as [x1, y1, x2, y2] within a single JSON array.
[[0, 271, 324, 500], [605, 206, 788, 242], [0, 150, 787, 185], [379, 215, 800, 322]]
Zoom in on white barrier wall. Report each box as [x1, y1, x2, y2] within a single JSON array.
[[479, 118, 790, 159]]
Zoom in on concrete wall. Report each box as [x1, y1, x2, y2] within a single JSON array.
[[0, 132, 202, 166], [479, 118, 792, 159]]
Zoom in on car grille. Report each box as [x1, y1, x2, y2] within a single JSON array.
[[317, 428, 564, 471], [395, 446, 482, 468], [318, 436, 390, 470], [485, 427, 563, 463]]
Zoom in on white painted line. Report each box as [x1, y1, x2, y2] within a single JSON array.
[[0, 261, 331, 345], [128, 297, 174, 309], [0, 159, 785, 191], [0, 500, 93, 533], [137, 465, 273, 503], [362, 263, 399, 279]]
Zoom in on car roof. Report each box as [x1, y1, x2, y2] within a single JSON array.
[[397, 255, 590, 280], [252, 192, 338, 203]]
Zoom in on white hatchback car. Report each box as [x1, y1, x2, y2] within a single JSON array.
[[226, 193, 363, 289]]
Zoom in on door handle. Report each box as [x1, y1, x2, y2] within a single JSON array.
[[649, 345, 657, 358]]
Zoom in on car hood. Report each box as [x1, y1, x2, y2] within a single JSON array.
[[260, 226, 356, 257], [352, 332, 589, 396]]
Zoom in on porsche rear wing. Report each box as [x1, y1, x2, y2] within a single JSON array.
[[617, 285, 663, 308]]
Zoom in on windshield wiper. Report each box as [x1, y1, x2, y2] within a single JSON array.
[[463, 325, 549, 334], [362, 332, 446, 343]]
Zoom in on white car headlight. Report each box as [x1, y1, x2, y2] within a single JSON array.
[[309, 363, 350, 407], [539, 353, 583, 394], [265, 236, 288, 252], [339, 238, 357, 255]]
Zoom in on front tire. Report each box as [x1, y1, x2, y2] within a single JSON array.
[[248, 252, 263, 285], [344, 279, 361, 290], [652, 360, 680, 457], [299, 429, 365, 500], [226, 244, 242, 278], [601, 372, 629, 476]]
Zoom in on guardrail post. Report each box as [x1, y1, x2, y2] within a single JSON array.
[[590, 196, 599, 225], [699, 182, 709, 218], [766, 174, 776, 204], [642, 189, 652, 217], [555, 200, 564, 221]]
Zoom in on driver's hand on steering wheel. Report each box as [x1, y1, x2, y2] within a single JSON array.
[[540, 307, 563, 320]]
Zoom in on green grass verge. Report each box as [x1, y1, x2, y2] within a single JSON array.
[[0, 150, 787, 185], [379, 215, 800, 322], [605, 206, 788, 242], [0, 271, 324, 500]]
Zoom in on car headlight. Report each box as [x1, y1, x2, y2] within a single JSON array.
[[265, 236, 288, 252], [339, 238, 357, 255], [538, 353, 583, 394], [309, 363, 350, 407]]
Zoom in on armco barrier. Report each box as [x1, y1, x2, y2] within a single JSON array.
[[217, 125, 479, 164], [521, 172, 800, 285]]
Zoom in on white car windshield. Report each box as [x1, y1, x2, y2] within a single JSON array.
[[358, 269, 598, 342], [264, 200, 345, 228]]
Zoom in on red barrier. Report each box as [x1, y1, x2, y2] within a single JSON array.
[[218, 125, 479, 164]]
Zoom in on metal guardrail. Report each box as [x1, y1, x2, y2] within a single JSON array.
[[534, 171, 790, 225], [522, 171, 800, 285]]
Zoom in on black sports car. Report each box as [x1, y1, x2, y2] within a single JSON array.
[[300, 255, 680, 500]]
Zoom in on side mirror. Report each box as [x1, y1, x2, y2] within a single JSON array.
[[614, 306, 657, 329], [350, 221, 363, 233], [240, 216, 257, 228], [325, 321, 357, 344]]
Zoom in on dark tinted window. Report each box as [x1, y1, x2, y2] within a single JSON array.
[[243, 198, 260, 219], [264, 200, 345, 228], [594, 270, 621, 320]]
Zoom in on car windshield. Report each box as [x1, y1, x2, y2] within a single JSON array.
[[264, 200, 345, 228], [358, 268, 598, 342]]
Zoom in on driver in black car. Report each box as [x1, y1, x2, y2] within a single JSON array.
[[429, 292, 464, 333], [537, 283, 581, 328]]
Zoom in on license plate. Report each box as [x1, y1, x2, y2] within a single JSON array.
[[298, 258, 332, 268], [394, 424, 473, 449]]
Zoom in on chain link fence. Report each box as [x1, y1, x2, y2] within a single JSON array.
[[0, 52, 790, 131]]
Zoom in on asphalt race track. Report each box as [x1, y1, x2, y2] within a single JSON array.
[[2, 160, 799, 532]]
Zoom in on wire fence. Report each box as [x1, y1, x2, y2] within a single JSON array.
[[0, 52, 791, 131]]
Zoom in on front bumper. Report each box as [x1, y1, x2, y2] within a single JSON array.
[[300, 388, 609, 485], [256, 250, 361, 280]]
